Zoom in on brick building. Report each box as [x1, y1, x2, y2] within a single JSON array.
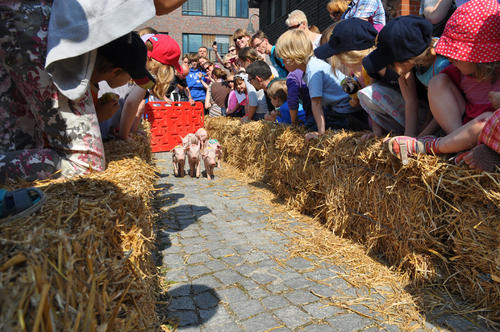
[[138, 0, 259, 61], [250, 0, 421, 44]]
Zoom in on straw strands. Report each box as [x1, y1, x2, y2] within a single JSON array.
[[206, 117, 500, 325], [0, 132, 159, 331]]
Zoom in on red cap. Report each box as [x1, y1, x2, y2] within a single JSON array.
[[435, 0, 500, 63], [147, 34, 182, 74]]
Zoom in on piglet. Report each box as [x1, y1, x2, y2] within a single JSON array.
[[186, 141, 201, 178], [202, 146, 217, 180], [207, 138, 223, 168], [172, 145, 185, 177], [195, 128, 208, 150], [182, 133, 199, 148]]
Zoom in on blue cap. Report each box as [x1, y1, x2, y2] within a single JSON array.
[[363, 15, 433, 74], [314, 18, 378, 59]]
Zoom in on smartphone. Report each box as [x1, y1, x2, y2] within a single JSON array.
[[212, 41, 217, 46]]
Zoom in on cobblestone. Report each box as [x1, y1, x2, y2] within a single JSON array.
[[154, 153, 467, 332]]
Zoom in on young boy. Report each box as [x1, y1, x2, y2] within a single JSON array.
[[265, 80, 306, 125], [186, 53, 208, 112], [246, 61, 305, 125], [275, 30, 365, 140]]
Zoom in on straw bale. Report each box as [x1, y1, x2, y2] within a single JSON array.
[[206, 117, 500, 324], [0, 131, 160, 331]]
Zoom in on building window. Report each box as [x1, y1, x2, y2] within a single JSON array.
[[214, 35, 230, 54], [182, 34, 203, 54], [182, 34, 231, 59], [216, 0, 229, 16], [183, 0, 248, 17], [182, 0, 202, 16], [235, 0, 248, 18]]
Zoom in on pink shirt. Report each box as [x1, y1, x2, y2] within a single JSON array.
[[227, 90, 248, 114], [441, 64, 500, 123]]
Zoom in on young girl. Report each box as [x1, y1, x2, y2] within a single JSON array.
[[386, 0, 500, 167], [119, 34, 181, 140], [361, 15, 449, 139], [226, 73, 248, 118]]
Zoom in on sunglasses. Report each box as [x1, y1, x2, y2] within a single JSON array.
[[228, 48, 236, 52], [288, 22, 302, 30], [234, 36, 246, 43]]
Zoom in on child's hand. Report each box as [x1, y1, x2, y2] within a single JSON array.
[[240, 115, 250, 123], [96, 94, 119, 122], [349, 95, 360, 108], [305, 131, 320, 141], [488, 91, 500, 109], [264, 113, 277, 122]]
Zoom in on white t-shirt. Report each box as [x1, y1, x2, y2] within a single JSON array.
[[245, 78, 269, 114]]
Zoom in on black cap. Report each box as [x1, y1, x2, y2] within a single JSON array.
[[98, 32, 155, 89], [314, 18, 378, 59], [363, 15, 433, 74]]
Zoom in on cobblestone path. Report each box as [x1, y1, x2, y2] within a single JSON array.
[[153, 153, 481, 332]]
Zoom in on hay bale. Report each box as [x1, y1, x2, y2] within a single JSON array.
[[0, 132, 159, 331], [206, 117, 500, 324]]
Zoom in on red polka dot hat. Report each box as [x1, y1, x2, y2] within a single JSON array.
[[435, 0, 500, 63]]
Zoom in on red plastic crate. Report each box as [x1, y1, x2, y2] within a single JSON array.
[[144, 101, 204, 152]]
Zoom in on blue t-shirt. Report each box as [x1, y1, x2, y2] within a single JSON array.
[[415, 55, 450, 87], [270, 46, 288, 78], [304, 57, 352, 114], [186, 68, 206, 101], [275, 101, 306, 124]]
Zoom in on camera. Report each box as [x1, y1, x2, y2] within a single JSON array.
[[340, 76, 361, 95]]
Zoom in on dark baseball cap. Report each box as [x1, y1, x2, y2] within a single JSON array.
[[314, 18, 378, 59], [98, 32, 155, 89], [363, 15, 433, 73]]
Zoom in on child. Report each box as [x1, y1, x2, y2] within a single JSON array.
[[186, 53, 208, 113], [1, 12, 153, 184], [385, 0, 500, 168], [387, 93, 499, 170], [359, 16, 449, 138], [275, 29, 364, 141], [265, 80, 306, 125], [226, 73, 248, 118], [119, 34, 182, 140]]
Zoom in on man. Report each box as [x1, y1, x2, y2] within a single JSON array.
[[285, 10, 322, 48], [198, 46, 208, 58], [250, 31, 288, 78]]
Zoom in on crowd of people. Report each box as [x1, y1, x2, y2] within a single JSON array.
[[1, 0, 499, 220]]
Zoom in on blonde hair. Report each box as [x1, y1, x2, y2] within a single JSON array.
[[137, 26, 157, 36], [331, 48, 376, 76], [286, 10, 308, 26], [327, 0, 350, 13], [275, 30, 314, 65], [267, 80, 288, 101], [146, 58, 175, 100]]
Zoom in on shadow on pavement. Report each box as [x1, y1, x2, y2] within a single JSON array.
[[157, 284, 220, 329]]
